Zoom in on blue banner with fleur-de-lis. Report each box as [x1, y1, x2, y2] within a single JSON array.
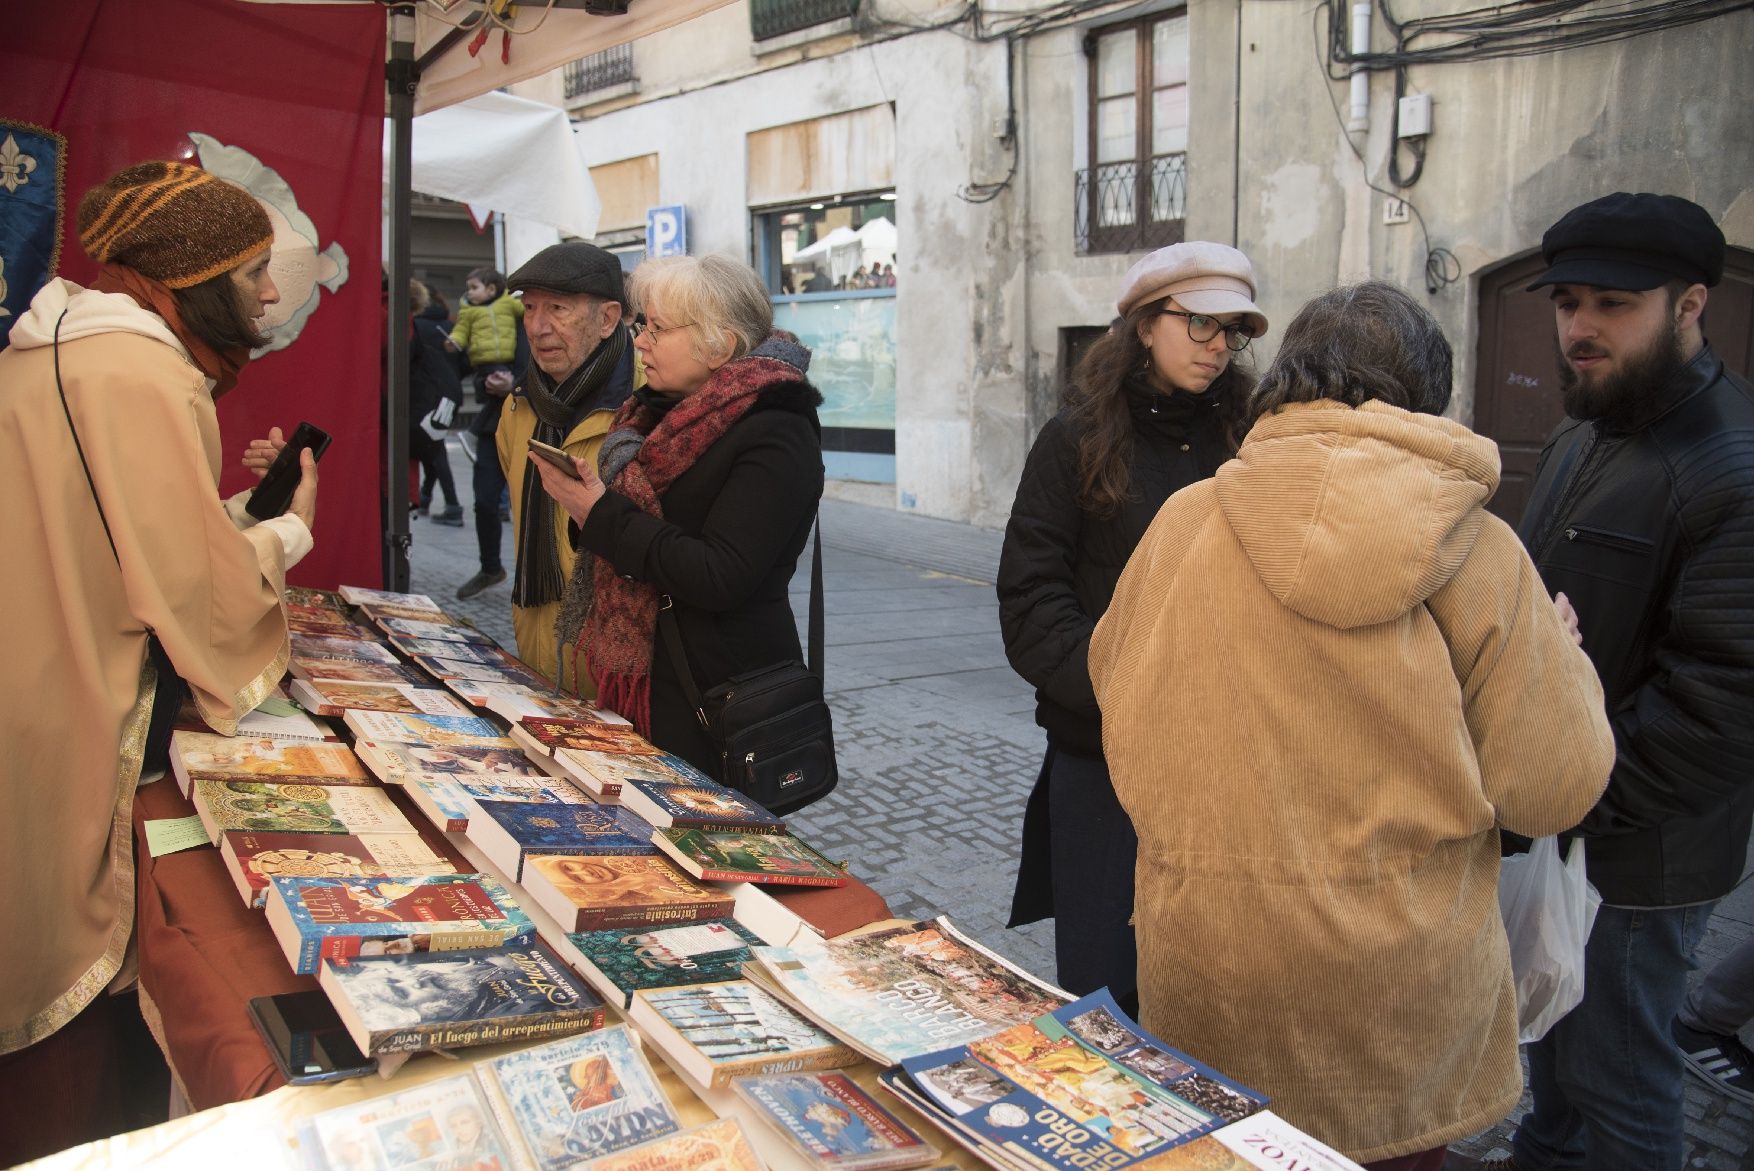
[[0, 121, 64, 351]]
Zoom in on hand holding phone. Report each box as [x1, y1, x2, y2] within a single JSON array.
[[246, 422, 330, 521], [528, 438, 582, 480]]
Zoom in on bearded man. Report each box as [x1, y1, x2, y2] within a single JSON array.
[[1502, 194, 1754, 1171], [494, 242, 638, 690]]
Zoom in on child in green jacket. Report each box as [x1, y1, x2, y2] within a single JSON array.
[[449, 267, 524, 380]]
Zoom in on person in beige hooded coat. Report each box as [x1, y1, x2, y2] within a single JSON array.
[[1089, 283, 1615, 1168]]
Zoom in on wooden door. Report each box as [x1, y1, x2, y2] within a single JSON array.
[[1473, 246, 1754, 527]]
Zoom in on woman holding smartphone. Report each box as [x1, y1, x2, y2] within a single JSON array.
[[0, 161, 316, 1159], [998, 242, 1267, 1013]]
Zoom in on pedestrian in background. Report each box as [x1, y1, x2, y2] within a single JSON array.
[[1090, 282, 1613, 1170], [1501, 193, 1754, 1171], [408, 279, 463, 525], [448, 267, 523, 599], [998, 241, 1265, 1014]]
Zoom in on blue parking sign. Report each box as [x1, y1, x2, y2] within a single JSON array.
[[646, 205, 687, 258]]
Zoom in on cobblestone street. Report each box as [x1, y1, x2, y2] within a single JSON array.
[[414, 439, 1752, 1168]]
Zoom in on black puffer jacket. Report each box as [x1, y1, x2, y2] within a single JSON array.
[[1519, 343, 1754, 907], [998, 378, 1235, 757]]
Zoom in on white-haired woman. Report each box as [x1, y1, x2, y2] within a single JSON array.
[[530, 254, 823, 778]]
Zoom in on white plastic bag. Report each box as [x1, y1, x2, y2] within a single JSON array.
[[1497, 835, 1602, 1043]]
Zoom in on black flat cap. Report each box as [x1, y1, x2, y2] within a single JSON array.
[[1528, 192, 1725, 292], [507, 241, 626, 302]]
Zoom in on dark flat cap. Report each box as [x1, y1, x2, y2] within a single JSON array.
[[507, 241, 625, 302], [1528, 192, 1725, 292]]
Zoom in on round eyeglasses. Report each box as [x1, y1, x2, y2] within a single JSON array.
[[630, 314, 694, 340], [1158, 308, 1258, 353]]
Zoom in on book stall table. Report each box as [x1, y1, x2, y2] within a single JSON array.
[[126, 776, 891, 1112]]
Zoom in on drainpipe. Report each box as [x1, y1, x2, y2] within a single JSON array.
[[1347, 0, 1371, 132]]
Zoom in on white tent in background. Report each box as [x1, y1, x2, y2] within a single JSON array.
[[856, 216, 897, 272], [793, 226, 862, 284]]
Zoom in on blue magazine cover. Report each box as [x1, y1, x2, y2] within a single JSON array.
[[268, 873, 535, 975], [480, 1024, 679, 1171], [735, 1071, 938, 1169], [898, 989, 1266, 1171], [472, 800, 656, 879]]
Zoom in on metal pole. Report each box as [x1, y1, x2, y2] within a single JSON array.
[[384, 3, 417, 591]]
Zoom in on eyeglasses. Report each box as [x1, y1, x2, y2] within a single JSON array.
[[630, 314, 694, 341], [1159, 308, 1258, 352]]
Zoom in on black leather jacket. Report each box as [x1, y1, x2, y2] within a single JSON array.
[[1518, 344, 1754, 907], [998, 379, 1234, 757]]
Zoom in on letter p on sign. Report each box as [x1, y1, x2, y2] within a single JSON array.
[[646, 205, 687, 258]]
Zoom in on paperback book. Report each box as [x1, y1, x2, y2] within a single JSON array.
[[466, 800, 657, 881], [319, 942, 606, 1056], [285, 586, 348, 611], [289, 654, 432, 686], [296, 1072, 516, 1171], [477, 1024, 678, 1171], [628, 979, 857, 1089], [404, 774, 574, 833], [284, 606, 378, 640], [342, 709, 515, 749], [219, 830, 453, 909], [653, 828, 849, 887], [745, 918, 1070, 1065], [357, 599, 462, 624], [620, 779, 786, 835], [736, 1071, 941, 1171], [589, 1117, 764, 1171], [521, 853, 734, 932], [191, 779, 411, 842], [1152, 1112, 1364, 1171], [169, 730, 368, 798], [474, 682, 613, 724], [355, 739, 545, 784], [290, 633, 400, 663], [413, 653, 553, 689], [375, 616, 497, 644], [552, 918, 765, 1009], [288, 678, 471, 718], [337, 585, 444, 611], [894, 989, 1267, 1171], [391, 638, 518, 663], [512, 716, 656, 759], [266, 873, 536, 975]]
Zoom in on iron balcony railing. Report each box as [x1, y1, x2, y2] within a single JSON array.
[[1075, 153, 1188, 255], [750, 0, 859, 41], [562, 43, 635, 101]]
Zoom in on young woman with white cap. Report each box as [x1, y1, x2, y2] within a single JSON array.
[[998, 241, 1268, 1012]]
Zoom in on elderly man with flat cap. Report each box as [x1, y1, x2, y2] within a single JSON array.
[[492, 242, 639, 690], [1475, 194, 1754, 1171]]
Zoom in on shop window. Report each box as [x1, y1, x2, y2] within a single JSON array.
[[754, 194, 898, 483], [1076, 10, 1189, 255]]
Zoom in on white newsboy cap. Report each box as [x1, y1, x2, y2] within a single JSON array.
[[1116, 241, 1268, 337]]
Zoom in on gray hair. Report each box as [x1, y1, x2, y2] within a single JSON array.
[[1246, 281, 1453, 424], [629, 254, 773, 364]]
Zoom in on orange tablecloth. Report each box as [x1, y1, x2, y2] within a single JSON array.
[[130, 780, 890, 1110]]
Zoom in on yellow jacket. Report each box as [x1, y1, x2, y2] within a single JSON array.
[[1090, 400, 1613, 1162], [495, 356, 642, 692], [450, 293, 523, 368]]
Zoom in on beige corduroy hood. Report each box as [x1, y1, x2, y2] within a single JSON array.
[[1215, 398, 1501, 629]]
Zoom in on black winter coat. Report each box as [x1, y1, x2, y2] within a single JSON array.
[[409, 309, 462, 428], [1519, 343, 1754, 907], [578, 376, 825, 778], [998, 379, 1235, 757]]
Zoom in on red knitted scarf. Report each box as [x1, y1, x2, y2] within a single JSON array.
[[583, 356, 801, 734]]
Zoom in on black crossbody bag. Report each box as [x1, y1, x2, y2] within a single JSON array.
[[53, 309, 187, 773], [656, 520, 838, 814]]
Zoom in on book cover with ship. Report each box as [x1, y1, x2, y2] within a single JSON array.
[[390, 638, 517, 664], [343, 709, 514, 748], [746, 918, 1070, 1065], [266, 873, 536, 975], [338, 585, 444, 610], [467, 800, 656, 880], [554, 919, 764, 1009], [288, 678, 471, 718], [736, 1070, 940, 1171], [478, 1025, 679, 1171], [375, 616, 497, 644], [319, 943, 606, 1056], [170, 730, 368, 797], [219, 830, 453, 908], [298, 1072, 516, 1171], [629, 979, 857, 1089], [588, 1117, 764, 1171], [896, 989, 1267, 1171], [522, 853, 734, 932], [356, 739, 545, 784], [514, 716, 656, 758], [620, 779, 786, 835], [192, 779, 410, 842], [653, 828, 849, 887], [290, 633, 400, 663]]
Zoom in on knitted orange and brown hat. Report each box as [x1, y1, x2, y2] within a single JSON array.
[[76, 161, 273, 289]]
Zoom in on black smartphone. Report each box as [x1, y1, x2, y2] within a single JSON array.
[[247, 990, 377, 1085], [527, 438, 582, 479], [245, 421, 332, 520]]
